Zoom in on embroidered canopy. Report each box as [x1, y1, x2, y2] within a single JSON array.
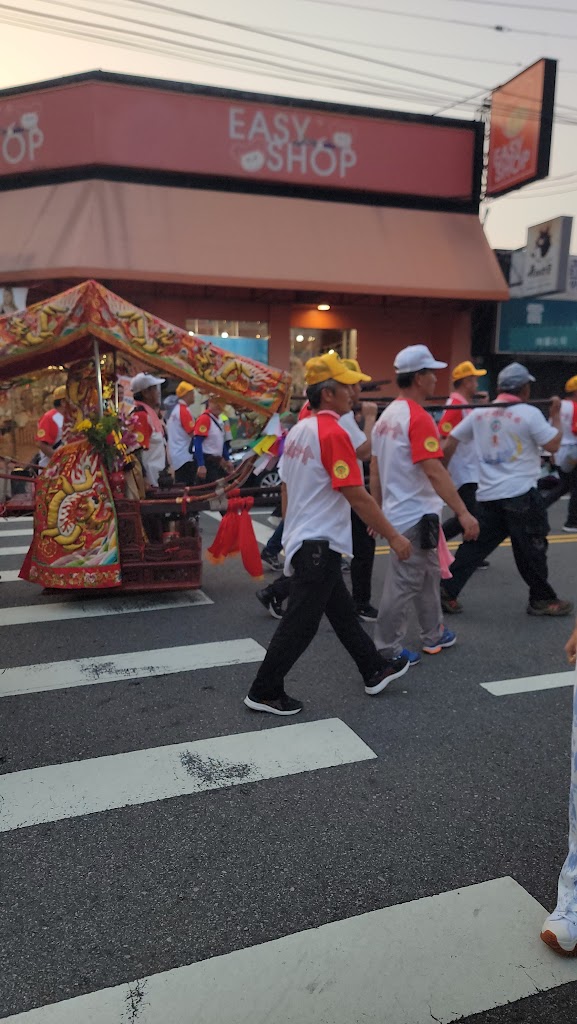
[[0, 280, 290, 415]]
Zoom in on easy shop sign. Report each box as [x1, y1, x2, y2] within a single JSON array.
[[497, 298, 577, 354], [0, 109, 43, 167]]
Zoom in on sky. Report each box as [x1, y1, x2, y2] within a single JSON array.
[[2, 0, 577, 253]]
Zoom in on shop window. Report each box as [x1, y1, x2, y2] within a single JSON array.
[[290, 328, 357, 395], [186, 319, 269, 363]]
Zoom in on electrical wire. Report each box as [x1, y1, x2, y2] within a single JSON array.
[[456, 0, 577, 13]]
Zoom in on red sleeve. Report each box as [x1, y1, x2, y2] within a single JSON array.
[[130, 408, 152, 450], [572, 401, 577, 436], [194, 412, 211, 437], [179, 404, 195, 434], [298, 402, 312, 421], [317, 416, 363, 489], [408, 404, 443, 464], [438, 406, 464, 437], [35, 410, 58, 445]]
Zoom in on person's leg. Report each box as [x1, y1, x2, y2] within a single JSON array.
[[248, 548, 337, 702], [262, 520, 284, 558], [542, 469, 571, 510], [174, 461, 196, 486], [350, 509, 376, 610], [441, 501, 507, 600], [505, 491, 558, 606], [323, 560, 383, 681], [374, 524, 425, 658], [414, 548, 444, 649], [565, 468, 577, 528], [442, 483, 478, 541]]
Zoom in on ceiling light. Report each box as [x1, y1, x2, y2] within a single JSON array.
[[317, 303, 331, 311], [188, 330, 194, 336], [221, 331, 229, 338], [296, 334, 304, 342]]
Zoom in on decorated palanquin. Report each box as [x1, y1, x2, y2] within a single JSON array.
[[0, 282, 290, 591]]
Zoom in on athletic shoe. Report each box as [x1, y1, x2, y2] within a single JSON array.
[[540, 911, 577, 956], [527, 599, 574, 617], [477, 560, 490, 569], [261, 550, 282, 572], [256, 589, 284, 619], [244, 694, 303, 716], [422, 627, 457, 655], [365, 654, 409, 695], [563, 525, 577, 534], [356, 604, 378, 621], [400, 647, 421, 666], [440, 586, 463, 614]]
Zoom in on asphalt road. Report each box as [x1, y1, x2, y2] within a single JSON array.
[[0, 502, 576, 1022]]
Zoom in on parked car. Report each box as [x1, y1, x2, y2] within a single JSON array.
[[229, 444, 281, 490]]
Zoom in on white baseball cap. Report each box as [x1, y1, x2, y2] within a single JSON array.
[[130, 372, 165, 392], [394, 344, 448, 374]]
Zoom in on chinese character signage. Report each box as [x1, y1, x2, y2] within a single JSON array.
[[497, 298, 577, 354], [486, 59, 556, 198]]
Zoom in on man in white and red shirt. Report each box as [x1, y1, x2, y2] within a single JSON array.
[[543, 373, 577, 532], [371, 345, 479, 665], [35, 386, 66, 468], [166, 381, 196, 485], [438, 360, 487, 540], [193, 395, 232, 485], [443, 362, 573, 617], [244, 351, 412, 717]]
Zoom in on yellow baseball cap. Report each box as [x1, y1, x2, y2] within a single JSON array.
[[176, 381, 195, 398], [52, 385, 67, 400], [341, 358, 372, 382], [565, 374, 577, 393], [305, 352, 369, 386], [452, 361, 487, 382]]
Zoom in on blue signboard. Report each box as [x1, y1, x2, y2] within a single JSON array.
[[497, 298, 577, 354], [197, 334, 269, 363]]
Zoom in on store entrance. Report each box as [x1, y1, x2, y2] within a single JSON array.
[[290, 328, 357, 396]]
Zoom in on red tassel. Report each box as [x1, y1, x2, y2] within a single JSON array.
[[206, 498, 241, 564], [238, 496, 264, 579]]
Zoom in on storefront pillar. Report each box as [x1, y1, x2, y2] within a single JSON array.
[[268, 304, 292, 371]]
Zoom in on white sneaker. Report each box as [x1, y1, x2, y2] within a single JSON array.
[[562, 525, 577, 534], [540, 910, 577, 955]]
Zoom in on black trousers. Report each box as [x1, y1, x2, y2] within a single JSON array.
[[542, 465, 577, 527], [442, 488, 557, 605], [174, 461, 197, 486], [350, 509, 376, 607], [442, 482, 478, 541], [249, 546, 382, 701]]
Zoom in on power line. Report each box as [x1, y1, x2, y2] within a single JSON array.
[[457, 0, 577, 13]]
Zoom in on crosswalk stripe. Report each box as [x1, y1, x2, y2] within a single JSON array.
[[0, 545, 28, 556], [0, 571, 23, 584], [4, 876, 577, 1022], [482, 670, 575, 696], [0, 528, 32, 537], [0, 639, 266, 699], [0, 591, 213, 628], [0, 718, 373, 833], [0, 516, 32, 524]]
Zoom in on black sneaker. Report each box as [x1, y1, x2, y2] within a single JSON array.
[[244, 693, 303, 715], [356, 604, 378, 621], [256, 589, 283, 619], [261, 550, 282, 572], [365, 654, 409, 695], [477, 560, 490, 570]]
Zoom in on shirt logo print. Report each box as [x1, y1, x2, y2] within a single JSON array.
[[424, 437, 440, 453], [333, 460, 351, 479]]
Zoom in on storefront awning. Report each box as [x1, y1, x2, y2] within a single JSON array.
[[0, 179, 508, 301]]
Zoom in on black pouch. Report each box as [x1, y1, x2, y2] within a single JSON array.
[[419, 513, 440, 550], [294, 539, 331, 582]]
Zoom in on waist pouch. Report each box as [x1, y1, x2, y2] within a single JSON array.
[[418, 513, 440, 550], [293, 540, 332, 583]]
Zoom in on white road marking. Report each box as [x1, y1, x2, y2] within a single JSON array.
[[203, 510, 274, 546], [5, 877, 577, 1022], [0, 591, 213, 628], [0, 719, 373, 833], [0, 528, 32, 537], [0, 638, 266, 699], [0, 545, 29, 556], [482, 671, 575, 696], [0, 571, 23, 584]]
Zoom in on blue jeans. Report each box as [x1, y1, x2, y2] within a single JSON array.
[[262, 520, 284, 557]]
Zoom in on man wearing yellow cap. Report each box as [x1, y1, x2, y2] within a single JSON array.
[[166, 381, 197, 485], [35, 385, 66, 469], [438, 360, 487, 543], [244, 351, 412, 716], [542, 374, 577, 532]]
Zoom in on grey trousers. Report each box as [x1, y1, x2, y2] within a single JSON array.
[[374, 521, 444, 658]]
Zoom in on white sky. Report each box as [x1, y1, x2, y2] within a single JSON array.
[[2, 0, 577, 252]]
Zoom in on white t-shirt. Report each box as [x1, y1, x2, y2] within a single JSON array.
[[194, 411, 225, 456], [438, 392, 478, 489], [339, 410, 367, 474], [450, 397, 558, 501], [552, 398, 577, 468], [36, 409, 64, 468], [372, 398, 444, 535], [167, 401, 195, 470], [280, 410, 363, 574]]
